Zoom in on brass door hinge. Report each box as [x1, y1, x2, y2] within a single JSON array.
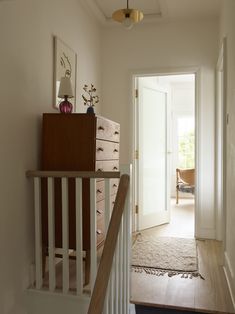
[[134, 150, 139, 159], [135, 89, 139, 98], [135, 205, 139, 214]]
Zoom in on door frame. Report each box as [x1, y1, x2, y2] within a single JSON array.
[[131, 67, 200, 237], [215, 38, 227, 244]]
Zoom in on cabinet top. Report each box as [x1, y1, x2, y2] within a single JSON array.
[[43, 113, 120, 126]]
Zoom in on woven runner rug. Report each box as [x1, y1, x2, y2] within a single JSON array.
[[132, 234, 204, 279]]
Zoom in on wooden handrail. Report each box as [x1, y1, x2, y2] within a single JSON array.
[[26, 170, 120, 178], [87, 174, 130, 314]]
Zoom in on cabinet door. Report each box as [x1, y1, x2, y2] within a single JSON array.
[[42, 114, 96, 170]]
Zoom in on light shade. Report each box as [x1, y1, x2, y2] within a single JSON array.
[[112, 8, 143, 25], [58, 77, 74, 99]]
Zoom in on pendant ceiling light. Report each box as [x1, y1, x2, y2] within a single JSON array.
[[112, 0, 144, 29]]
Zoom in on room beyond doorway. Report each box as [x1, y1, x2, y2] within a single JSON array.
[[134, 73, 196, 238]]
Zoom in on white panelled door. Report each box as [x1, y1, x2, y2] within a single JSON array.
[[137, 77, 171, 230]]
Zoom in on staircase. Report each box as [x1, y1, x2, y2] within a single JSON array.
[[25, 165, 131, 314]]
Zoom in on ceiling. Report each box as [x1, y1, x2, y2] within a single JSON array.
[[82, 0, 221, 26]]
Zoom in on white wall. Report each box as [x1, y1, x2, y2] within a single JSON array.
[[0, 1, 101, 313], [101, 19, 218, 239], [220, 0, 235, 304]]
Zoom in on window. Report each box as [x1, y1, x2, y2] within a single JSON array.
[[177, 117, 195, 169]]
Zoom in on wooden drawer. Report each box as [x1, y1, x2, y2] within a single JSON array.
[[96, 198, 104, 217], [110, 193, 116, 209], [96, 160, 119, 172], [96, 194, 116, 218], [96, 192, 116, 247], [97, 204, 105, 246], [110, 178, 119, 196], [96, 179, 119, 201], [96, 117, 120, 143], [96, 180, 105, 202], [96, 140, 120, 161], [96, 215, 105, 246]]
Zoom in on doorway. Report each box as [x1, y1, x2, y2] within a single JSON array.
[[134, 73, 196, 238]]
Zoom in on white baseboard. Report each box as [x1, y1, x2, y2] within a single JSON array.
[[224, 251, 235, 310]]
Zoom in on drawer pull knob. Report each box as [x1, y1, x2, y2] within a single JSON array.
[[96, 189, 102, 194], [97, 229, 102, 235], [113, 166, 118, 170], [98, 126, 105, 131], [113, 184, 117, 187], [97, 209, 102, 214], [97, 147, 104, 152], [97, 168, 103, 171], [114, 131, 119, 135], [113, 149, 118, 153]]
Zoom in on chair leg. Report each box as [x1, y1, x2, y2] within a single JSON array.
[[84, 250, 90, 286], [176, 188, 179, 205], [176, 169, 179, 205]]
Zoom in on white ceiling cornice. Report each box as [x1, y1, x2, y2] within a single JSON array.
[[80, 0, 107, 25]]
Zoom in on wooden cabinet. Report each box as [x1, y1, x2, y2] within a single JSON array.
[[41, 113, 120, 283]]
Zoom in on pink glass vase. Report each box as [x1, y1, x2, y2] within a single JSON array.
[[59, 97, 73, 113]]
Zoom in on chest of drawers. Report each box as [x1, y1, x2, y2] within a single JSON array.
[[41, 113, 120, 283]]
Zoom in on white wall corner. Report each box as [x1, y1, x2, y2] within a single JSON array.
[[224, 251, 235, 309]]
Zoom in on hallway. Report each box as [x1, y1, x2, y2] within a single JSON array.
[[131, 199, 234, 313], [141, 198, 195, 238]]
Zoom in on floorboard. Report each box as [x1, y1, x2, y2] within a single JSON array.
[[131, 198, 234, 314]]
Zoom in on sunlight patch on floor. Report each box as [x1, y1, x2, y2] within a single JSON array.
[[140, 197, 195, 238]]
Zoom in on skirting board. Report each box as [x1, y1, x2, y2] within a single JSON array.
[[224, 251, 235, 310]]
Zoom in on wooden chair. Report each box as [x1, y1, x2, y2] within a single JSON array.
[[176, 168, 195, 204]]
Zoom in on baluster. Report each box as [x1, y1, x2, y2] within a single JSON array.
[[61, 178, 69, 294], [48, 177, 56, 291], [34, 177, 42, 289], [75, 178, 83, 295], [105, 178, 112, 313], [90, 178, 97, 291], [103, 279, 110, 314], [124, 182, 131, 314], [104, 178, 111, 234], [119, 218, 124, 314], [109, 262, 114, 314], [115, 236, 119, 313]]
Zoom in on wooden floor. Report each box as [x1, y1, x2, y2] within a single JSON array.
[[131, 198, 234, 314]]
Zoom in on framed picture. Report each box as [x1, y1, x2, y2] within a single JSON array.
[[53, 36, 77, 111]]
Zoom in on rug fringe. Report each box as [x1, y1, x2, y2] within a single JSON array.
[[132, 266, 205, 280]]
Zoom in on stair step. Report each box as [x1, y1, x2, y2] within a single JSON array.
[[135, 305, 206, 314]]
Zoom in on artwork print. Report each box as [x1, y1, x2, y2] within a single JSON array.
[[54, 36, 77, 110]]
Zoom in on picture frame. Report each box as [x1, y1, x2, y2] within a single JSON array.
[[53, 36, 77, 111]]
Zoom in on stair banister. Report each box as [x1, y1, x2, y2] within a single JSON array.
[[87, 174, 130, 314]]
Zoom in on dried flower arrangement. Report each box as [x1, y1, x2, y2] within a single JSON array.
[[82, 84, 99, 113]]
